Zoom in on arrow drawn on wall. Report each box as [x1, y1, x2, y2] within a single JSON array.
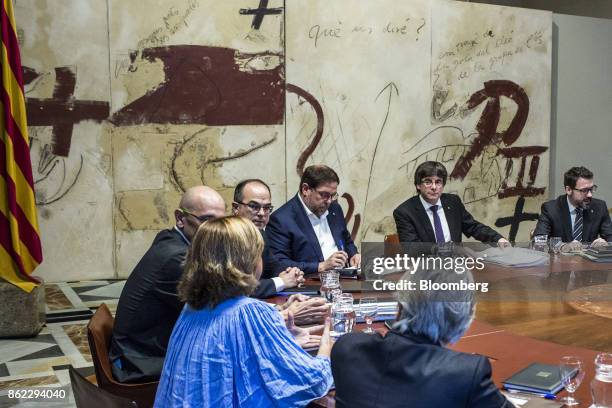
[[361, 82, 399, 222]]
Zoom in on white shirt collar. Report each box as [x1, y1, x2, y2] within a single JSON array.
[[298, 193, 329, 220], [174, 226, 190, 245], [419, 194, 442, 211]]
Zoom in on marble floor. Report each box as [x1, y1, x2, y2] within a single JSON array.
[[0, 280, 125, 408]]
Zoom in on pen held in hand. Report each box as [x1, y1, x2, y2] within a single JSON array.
[[337, 239, 348, 267]]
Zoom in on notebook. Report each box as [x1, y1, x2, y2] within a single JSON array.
[[503, 363, 575, 394]]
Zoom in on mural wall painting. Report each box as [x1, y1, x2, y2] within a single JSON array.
[[17, 0, 115, 280], [16, 0, 551, 281], [108, 0, 285, 276], [26, 66, 110, 205], [286, 0, 551, 244]]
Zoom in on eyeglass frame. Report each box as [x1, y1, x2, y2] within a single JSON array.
[[420, 178, 444, 187], [310, 187, 339, 201], [179, 208, 216, 223], [572, 185, 597, 194], [234, 201, 274, 214]]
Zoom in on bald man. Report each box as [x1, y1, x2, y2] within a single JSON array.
[[109, 186, 225, 383]]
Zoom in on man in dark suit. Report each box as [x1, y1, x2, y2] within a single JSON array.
[[534, 166, 612, 246], [231, 179, 305, 297], [110, 186, 226, 383], [331, 268, 513, 408], [393, 161, 509, 246], [267, 165, 359, 274]]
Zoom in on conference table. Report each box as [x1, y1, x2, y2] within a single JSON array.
[[269, 253, 612, 407]]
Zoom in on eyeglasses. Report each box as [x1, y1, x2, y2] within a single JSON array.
[[421, 179, 444, 187], [573, 185, 597, 194], [180, 208, 215, 223], [315, 189, 339, 201], [235, 202, 274, 214]]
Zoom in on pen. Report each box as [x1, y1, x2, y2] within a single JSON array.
[[505, 389, 556, 400], [337, 239, 348, 268]]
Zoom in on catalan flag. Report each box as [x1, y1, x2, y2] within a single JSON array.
[[1, 0, 43, 292]]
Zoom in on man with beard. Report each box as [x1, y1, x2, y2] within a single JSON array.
[[534, 166, 612, 246], [267, 165, 360, 274], [393, 161, 510, 246]]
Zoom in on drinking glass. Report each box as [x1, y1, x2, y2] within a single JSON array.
[[549, 237, 563, 255], [331, 295, 355, 337], [319, 270, 340, 303], [533, 234, 549, 252], [359, 297, 378, 334], [560, 356, 585, 406], [329, 287, 343, 302], [333, 293, 353, 305], [591, 353, 612, 407]]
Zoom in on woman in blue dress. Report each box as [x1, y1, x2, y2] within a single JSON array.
[[154, 216, 333, 407]]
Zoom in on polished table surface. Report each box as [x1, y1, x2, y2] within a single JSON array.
[[275, 254, 612, 407], [473, 254, 612, 353]]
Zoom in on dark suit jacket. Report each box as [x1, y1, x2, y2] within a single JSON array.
[[252, 230, 281, 299], [332, 330, 513, 408], [110, 229, 278, 382], [266, 194, 358, 274], [393, 193, 503, 243], [534, 195, 612, 243], [110, 228, 187, 383]]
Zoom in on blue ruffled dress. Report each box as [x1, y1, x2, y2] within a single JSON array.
[[154, 296, 333, 407]]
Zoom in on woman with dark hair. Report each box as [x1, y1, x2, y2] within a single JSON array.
[[331, 268, 513, 408], [154, 216, 333, 407]]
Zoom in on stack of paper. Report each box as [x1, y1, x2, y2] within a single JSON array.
[[580, 245, 612, 263], [474, 247, 549, 267], [355, 301, 397, 323]]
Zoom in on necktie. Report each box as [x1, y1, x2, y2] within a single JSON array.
[[573, 208, 583, 242], [430, 205, 445, 244]]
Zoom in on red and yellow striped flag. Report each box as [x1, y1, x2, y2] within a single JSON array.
[[1, 0, 43, 292]]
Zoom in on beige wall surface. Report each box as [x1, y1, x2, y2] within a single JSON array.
[[286, 0, 551, 242], [551, 14, 612, 202], [15, 0, 552, 282]]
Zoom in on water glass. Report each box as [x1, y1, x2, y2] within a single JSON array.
[[549, 237, 563, 255], [560, 356, 585, 406], [331, 296, 355, 337], [359, 297, 378, 334], [591, 353, 612, 408], [319, 270, 340, 303], [333, 292, 353, 305], [533, 234, 549, 252]]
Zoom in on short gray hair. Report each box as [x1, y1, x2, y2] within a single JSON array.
[[393, 268, 476, 345]]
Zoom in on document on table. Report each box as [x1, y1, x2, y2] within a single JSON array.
[[467, 247, 549, 267], [502, 392, 562, 407]]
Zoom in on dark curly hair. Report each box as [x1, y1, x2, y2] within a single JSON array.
[[178, 216, 263, 309]]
